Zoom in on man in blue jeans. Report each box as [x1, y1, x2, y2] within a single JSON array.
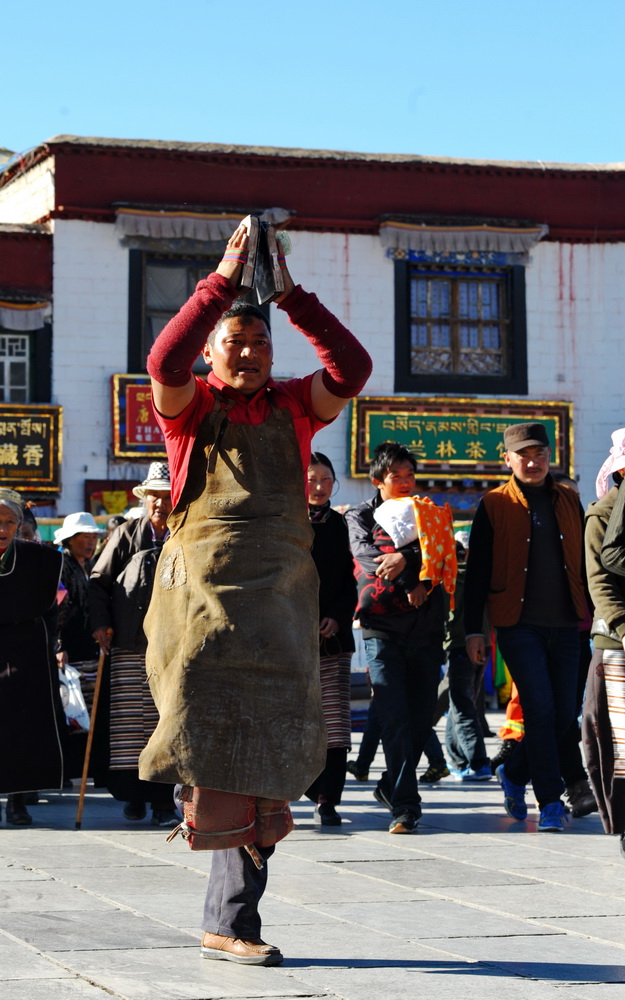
[[464, 422, 586, 832], [345, 442, 446, 834]]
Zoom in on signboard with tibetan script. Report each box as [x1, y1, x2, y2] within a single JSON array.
[[349, 397, 573, 479], [0, 405, 62, 492], [112, 375, 167, 459]]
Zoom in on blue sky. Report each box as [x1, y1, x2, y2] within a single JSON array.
[[3, 0, 624, 164]]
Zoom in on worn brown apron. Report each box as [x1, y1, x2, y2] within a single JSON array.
[[139, 390, 326, 802]]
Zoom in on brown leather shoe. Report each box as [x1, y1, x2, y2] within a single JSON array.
[[200, 932, 283, 966]]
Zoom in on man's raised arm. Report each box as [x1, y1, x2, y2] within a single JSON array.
[[276, 273, 372, 422], [148, 220, 372, 420]]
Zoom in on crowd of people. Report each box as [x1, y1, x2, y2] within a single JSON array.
[[1, 216, 623, 968]]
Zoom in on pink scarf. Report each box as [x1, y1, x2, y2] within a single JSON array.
[[596, 428, 625, 498]]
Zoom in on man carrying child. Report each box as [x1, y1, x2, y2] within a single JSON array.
[[345, 442, 455, 833]]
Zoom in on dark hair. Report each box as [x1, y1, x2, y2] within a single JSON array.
[[207, 301, 271, 346], [369, 441, 417, 482], [107, 514, 126, 531], [309, 451, 336, 481], [22, 506, 37, 530]]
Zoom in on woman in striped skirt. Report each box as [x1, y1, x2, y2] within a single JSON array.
[[583, 431, 625, 861], [305, 453, 358, 826]]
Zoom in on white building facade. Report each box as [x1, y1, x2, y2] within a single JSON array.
[[1, 136, 624, 515]]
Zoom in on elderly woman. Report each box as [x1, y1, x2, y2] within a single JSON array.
[[89, 463, 177, 827], [304, 453, 357, 825], [0, 488, 63, 825]]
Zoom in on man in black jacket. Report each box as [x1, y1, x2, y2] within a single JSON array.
[[345, 442, 446, 833]]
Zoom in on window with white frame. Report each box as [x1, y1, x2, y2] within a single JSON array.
[[127, 251, 269, 372], [0, 332, 30, 403]]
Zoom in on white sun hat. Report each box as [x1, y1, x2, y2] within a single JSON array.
[[54, 511, 102, 545]]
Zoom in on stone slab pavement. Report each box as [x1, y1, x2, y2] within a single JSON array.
[[1, 721, 624, 1000]]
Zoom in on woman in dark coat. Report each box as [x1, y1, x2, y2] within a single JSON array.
[[0, 489, 63, 825], [305, 453, 357, 825]]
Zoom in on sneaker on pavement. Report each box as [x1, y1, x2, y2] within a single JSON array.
[[538, 800, 568, 832], [420, 762, 450, 783], [389, 811, 418, 834], [151, 808, 179, 828], [495, 763, 528, 821], [565, 779, 598, 818], [461, 765, 493, 782], [448, 764, 468, 781], [373, 784, 393, 812]]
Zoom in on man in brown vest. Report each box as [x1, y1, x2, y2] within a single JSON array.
[[464, 422, 585, 832], [141, 220, 372, 965]]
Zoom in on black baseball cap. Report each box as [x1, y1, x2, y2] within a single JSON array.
[[503, 422, 550, 452]]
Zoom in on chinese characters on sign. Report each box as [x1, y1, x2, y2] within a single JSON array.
[[350, 398, 572, 479], [369, 414, 556, 465], [0, 406, 62, 491], [112, 375, 166, 459]]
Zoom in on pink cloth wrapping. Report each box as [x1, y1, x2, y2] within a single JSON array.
[[596, 428, 625, 499]]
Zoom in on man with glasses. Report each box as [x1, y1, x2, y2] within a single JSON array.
[[464, 423, 586, 832]]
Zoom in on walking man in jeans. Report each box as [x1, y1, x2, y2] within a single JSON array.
[[345, 442, 451, 834], [464, 422, 586, 831]]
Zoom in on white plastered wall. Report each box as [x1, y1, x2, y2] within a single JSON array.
[[48, 223, 625, 514], [52, 219, 130, 512], [0, 159, 56, 223], [525, 240, 625, 505], [270, 230, 394, 509]]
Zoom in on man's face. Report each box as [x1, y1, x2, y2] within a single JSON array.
[[203, 316, 273, 396], [373, 459, 416, 502], [504, 445, 551, 486], [145, 490, 172, 529]]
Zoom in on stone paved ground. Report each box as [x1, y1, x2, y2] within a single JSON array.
[[1, 721, 624, 1000]]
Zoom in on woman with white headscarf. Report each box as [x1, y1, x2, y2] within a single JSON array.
[[0, 488, 63, 825], [582, 429, 625, 860]]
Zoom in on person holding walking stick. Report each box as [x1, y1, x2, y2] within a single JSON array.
[[0, 488, 63, 826]]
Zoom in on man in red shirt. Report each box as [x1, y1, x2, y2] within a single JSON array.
[[140, 221, 372, 965]]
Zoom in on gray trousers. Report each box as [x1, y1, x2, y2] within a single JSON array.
[[201, 845, 275, 939]]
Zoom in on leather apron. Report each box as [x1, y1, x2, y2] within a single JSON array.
[[139, 389, 326, 802]]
